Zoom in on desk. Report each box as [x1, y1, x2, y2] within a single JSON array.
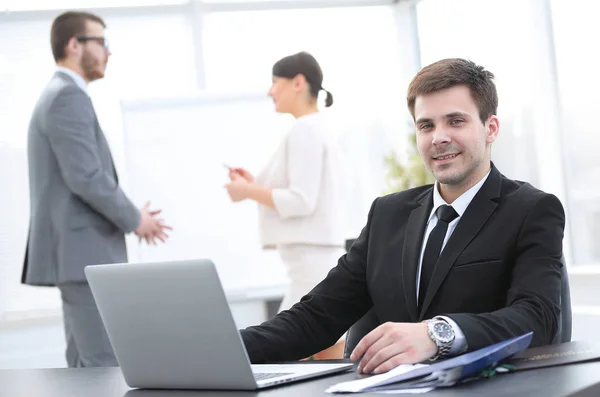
[[2, 361, 600, 397]]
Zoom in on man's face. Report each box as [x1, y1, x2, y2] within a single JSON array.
[[79, 21, 110, 82], [414, 85, 498, 190]]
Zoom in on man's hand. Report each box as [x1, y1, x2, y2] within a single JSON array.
[[225, 173, 250, 202], [350, 322, 437, 374], [134, 201, 173, 245]]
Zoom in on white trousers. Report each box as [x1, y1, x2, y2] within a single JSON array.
[[277, 244, 345, 312]]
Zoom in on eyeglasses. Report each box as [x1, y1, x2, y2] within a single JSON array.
[[76, 36, 109, 51]]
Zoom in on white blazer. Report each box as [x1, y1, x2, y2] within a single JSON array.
[[256, 112, 346, 248]]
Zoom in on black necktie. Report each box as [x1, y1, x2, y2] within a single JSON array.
[[418, 205, 459, 310]]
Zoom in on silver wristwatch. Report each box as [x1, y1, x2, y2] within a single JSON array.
[[426, 317, 455, 361]]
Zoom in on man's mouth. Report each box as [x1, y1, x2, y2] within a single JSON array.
[[433, 153, 459, 161]]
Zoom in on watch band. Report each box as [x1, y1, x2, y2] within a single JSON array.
[[427, 318, 454, 361]]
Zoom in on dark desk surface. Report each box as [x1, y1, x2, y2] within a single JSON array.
[[3, 361, 600, 397]]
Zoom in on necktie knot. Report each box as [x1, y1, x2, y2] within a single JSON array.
[[436, 205, 458, 223]]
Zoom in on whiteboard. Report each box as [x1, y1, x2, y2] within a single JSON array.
[[120, 91, 294, 291]]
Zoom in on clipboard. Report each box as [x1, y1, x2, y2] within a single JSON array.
[[506, 340, 600, 371]]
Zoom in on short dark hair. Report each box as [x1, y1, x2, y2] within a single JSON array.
[[51, 11, 106, 62], [407, 58, 498, 124], [272, 51, 334, 107]]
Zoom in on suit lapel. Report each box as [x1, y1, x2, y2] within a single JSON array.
[[401, 189, 434, 322], [418, 166, 502, 319]]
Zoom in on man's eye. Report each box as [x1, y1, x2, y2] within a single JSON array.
[[450, 119, 463, 125]]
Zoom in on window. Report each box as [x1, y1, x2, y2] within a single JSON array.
[[416, 0, 570, 254], [88, 11, 197, 165], [202, 6, 407, 235], [551, 0, 600, 266], [202, 6, 401, 109], [417, 0, 554, 184], [0, 0, 188, 11]]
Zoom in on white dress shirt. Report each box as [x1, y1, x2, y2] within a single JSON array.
[[56, 66, 89, 96], [417, 169, 491, 354]]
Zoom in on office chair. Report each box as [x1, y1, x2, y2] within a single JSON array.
[[342, 253, 571, 358]]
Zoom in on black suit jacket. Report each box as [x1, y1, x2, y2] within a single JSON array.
[[241, 165, 565, 363]]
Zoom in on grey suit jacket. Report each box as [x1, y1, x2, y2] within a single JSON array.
[[22, 71, 140, 286]]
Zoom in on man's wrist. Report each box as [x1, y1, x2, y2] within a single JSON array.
[[426, 317, 455, 360], [436, 315, 468, 355]]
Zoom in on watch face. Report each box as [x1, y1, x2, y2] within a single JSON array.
[[433, 321, 454, 343]]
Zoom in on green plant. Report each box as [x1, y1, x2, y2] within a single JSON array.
[[383, 133, 434, 194]]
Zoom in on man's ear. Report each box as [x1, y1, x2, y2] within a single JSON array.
[[486, 115, 500, 143], [64, 36, 81, 58]]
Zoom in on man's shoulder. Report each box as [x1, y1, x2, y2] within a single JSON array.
[[376, 184, 433, 208], [496, 175, 565, 223], [35, 74, 84, 108], [30, 74, 94, 136], [52, 73, 87, 99], [500, 176, 558, 206]]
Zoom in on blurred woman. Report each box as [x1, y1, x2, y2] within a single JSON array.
[[225, 52, 346, 359]]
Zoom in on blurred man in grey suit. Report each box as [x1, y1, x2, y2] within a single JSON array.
[[22, 11, 172, 368]]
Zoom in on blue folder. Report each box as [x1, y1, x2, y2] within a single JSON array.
[[428, 331, 533, 380], [366, 332, 533, 392]]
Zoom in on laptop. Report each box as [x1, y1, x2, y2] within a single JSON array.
[[85, 259, 353, 390]]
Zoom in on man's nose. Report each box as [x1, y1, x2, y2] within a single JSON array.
[[432, 128, 451, 145]]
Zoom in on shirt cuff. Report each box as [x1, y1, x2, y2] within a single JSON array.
[[436, 315, 467, 355]]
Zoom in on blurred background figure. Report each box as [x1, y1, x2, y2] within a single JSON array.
[[21, 11, 172, 368], [225, 52, 347, 359]]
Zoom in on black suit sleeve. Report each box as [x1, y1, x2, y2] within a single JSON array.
[[240, 199, 379, 363], [446, 193, 565, 350]]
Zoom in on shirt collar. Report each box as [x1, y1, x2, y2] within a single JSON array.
[[56, 66, 89, 96], [430, 169, 492, 221]]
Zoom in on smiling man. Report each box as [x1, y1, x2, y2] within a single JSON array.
[[240, 58, 565, 374]]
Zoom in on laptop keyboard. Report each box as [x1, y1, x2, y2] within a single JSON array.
[[254, 372, 293, 381]]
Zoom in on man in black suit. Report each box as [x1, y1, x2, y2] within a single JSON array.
[[240, 58, 565, 375]]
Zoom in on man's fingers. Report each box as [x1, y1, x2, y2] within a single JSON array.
[[362, 341, 407, 374], [371, 351, 412, 375], [350, 326, 385, 362], [152, 219, 172, 233], [358, 334, 397, 373], [156, 232, 168, 243]]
